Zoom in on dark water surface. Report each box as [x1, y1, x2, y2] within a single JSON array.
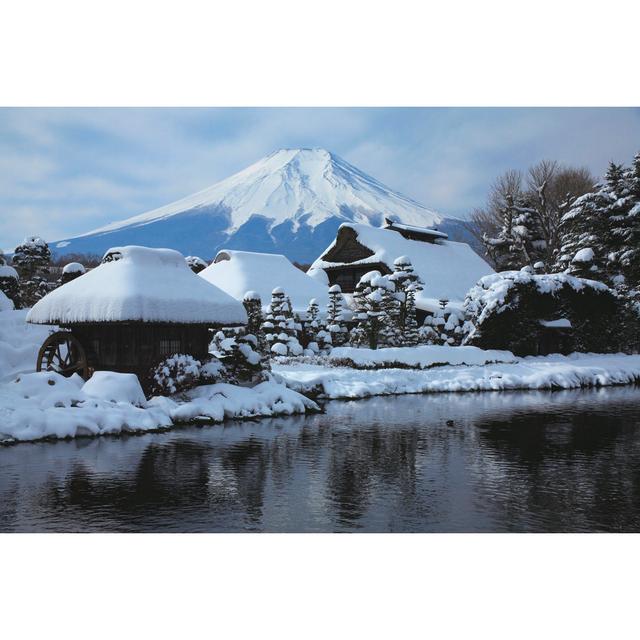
[[2, 387, 640, 532]]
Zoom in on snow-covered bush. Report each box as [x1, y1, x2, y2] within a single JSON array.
[[461, 268, 623, 355], [147, 354, 205, 396], [0, 257, 20, 308], [61, 261, 86, 284]]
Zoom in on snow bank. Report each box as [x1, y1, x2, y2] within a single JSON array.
[[0, 309, 53, 382], [309, 223, 493, 311], [27, 245, 247, 326], [273, 353, 640, 399], [0, 373, 319, 444], [328, 345, 515, 369], [0, 290, 14, 312], [82, 371, 146, 406], [200, 250, 331, 315]]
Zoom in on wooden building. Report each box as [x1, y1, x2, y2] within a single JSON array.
[[27, 246, 247, 380], [308, 221, 494, 319]]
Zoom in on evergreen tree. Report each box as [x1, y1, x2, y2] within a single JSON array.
[[390, 256, 424, 339], [350, 271, 392, 349], [12, 236, 52, 307], [263, 287, 303, 356], [482, 193, 544, 270], [326, 284, 348, 347], [243, 291, 268, 356]]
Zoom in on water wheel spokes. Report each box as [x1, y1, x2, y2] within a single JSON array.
[[37, 331, 89, 380]]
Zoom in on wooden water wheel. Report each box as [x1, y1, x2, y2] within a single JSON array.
[[36, 331, 89, 380]]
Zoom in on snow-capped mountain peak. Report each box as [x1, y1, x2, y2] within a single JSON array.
[[54, 148, 459, 262]]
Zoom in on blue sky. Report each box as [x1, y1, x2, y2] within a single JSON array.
[[1, 107, 639, 250]]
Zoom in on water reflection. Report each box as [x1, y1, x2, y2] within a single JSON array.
[[1, 387, 640, 532]]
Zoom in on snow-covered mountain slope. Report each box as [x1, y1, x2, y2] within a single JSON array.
[[52, 148, 469, 263]]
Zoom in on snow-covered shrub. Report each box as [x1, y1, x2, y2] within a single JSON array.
[[147, 354, 204, 396], [61, 261, 86, 284], [0, 257, 20, 308], [461, 268, 623, 355]]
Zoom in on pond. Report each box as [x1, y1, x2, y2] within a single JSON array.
[[2, 386, 640, 532]]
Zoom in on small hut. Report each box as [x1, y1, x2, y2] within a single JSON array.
[[27, 246, 247, 379]]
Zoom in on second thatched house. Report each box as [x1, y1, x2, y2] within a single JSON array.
[[308, 221, 493, 321]]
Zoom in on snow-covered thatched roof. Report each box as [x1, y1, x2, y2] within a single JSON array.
[[199, 249, 330, 314], [308, 223, 494, 312], [27, 246, 247, 326]]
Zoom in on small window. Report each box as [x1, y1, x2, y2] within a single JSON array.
[[159, 338, 182, 356]]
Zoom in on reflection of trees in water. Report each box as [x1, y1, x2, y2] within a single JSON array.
[[473, 407, 640, 531]]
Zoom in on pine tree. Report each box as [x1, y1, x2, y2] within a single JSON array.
[[482, 193, 543, 270], [390, 256, 424, 340], [326, 284, 348, 347], [243, 291, 268, 356], [350, 271, 392, 349], [264, 287, 303, 356]]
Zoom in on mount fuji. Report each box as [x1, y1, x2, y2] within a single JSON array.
[[52, 148, 470, 263]]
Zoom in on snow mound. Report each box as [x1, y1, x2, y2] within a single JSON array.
[[329, 345, 515, 369], [82, 371, 146, 406], [27, 245, 247, 326], [273, 353, 640, 399], [0, 290, 14, 311], [0, 373, 319, 444], [0, 310, 54, 383]]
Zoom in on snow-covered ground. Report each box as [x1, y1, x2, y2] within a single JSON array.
[[273, 353, 640, 399], [0, 309, 53, 383], [0, 371, 319, 443], [328, 345, 515, 369]]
